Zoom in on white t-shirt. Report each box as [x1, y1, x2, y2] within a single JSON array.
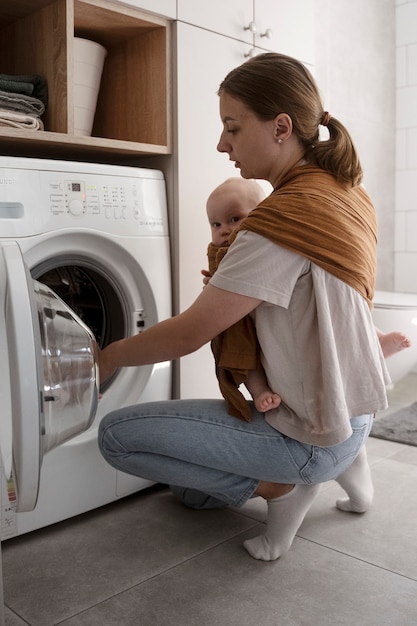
[[210, 230, 389, 446]]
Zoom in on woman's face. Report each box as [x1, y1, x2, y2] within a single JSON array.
[[217, 92, 278, 183]]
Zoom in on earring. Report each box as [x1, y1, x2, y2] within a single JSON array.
[[278, 139, 283, 144]]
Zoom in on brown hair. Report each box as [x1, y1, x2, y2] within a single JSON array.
[[218, 53, 363, 186]]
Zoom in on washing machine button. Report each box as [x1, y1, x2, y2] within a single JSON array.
[[68, 199, 84, 216]]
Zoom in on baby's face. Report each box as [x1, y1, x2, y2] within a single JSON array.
[[207, 199, 251, 247]]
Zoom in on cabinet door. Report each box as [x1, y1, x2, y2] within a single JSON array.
[[108, 0, 176, 18], [254, 0, 315, 65], [175, 23, 247, 399], [177, 0, 253, 43]]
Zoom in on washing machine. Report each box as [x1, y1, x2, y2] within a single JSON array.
[[0, 156, 172, 539]]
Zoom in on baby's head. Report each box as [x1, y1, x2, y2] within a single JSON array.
[[206, 177, 266, 247]]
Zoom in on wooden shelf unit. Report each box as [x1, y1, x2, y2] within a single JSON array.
[[0, 0, 171, 161]]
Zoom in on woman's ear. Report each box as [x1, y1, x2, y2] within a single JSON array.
[[273, 113, 292, 143]]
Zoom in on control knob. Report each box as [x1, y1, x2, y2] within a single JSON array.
[[68, 199, 84, 216]]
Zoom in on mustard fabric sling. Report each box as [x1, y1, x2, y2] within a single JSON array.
[[233, 165, 377, 307]]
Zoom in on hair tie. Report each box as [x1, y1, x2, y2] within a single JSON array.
[[320, 111, 331, 127]]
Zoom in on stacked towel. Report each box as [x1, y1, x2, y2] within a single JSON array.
[[0, 110, 44, 130], [0, 74, 48, 130]]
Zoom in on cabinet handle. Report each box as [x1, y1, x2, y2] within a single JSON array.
[[244, 21, 257, 34], [260, 28, 273, 40], [244, 47, 256, 58]]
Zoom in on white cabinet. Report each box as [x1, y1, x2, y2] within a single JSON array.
[[174, 22, 247, 399], [177, 1, 315, 65], [173, 5, 315, 399], [177, 0, 253, 43], [169, 3, 316, 399], [254, 0, 315, 64]]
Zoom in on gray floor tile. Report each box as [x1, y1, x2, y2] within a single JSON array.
[[4, 606, 27, 626], [298, 456, 417, 580], [2, 486, 258, 626], [390, 444, 417, 465], [366, 435, 408, 461], [58, 532, 417, 626]]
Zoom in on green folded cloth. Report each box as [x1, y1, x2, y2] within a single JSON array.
[[0, 74, 48, 107]]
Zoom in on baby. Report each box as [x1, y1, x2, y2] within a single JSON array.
[[204, 177, 281, 415], [203, 177, 411, 413]]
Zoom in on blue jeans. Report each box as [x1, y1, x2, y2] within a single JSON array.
[[98, 399, 373, 508]]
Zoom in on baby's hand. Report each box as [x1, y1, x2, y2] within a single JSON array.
[[201, 269, 212, 287], [255, 392, 282, 413]]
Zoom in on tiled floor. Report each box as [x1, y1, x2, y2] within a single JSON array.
[[2, 373, 417, 626]]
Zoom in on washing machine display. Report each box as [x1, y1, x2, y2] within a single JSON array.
[[0, 157, 172, 538]]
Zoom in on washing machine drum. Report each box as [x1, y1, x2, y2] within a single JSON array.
[[32, 263, 126, 353], [34, 280, 98, 453]]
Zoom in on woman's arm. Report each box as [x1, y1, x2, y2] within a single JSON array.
[[98, 283, 262, 382]]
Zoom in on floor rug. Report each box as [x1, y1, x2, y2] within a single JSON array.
[[370, 401, 417, 446]]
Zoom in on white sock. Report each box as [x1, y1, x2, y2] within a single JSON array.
[[243, 484, 320, 561], [336, 446, 374, 513]]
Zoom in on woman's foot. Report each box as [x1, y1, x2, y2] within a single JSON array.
[[336, 446, 374, 513], [243, 484, 320, 561]]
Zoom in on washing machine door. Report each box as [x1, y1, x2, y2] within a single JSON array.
[[0, 241, 99, 512]]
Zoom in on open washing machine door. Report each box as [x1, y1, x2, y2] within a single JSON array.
[[0, 241, 99, 512]]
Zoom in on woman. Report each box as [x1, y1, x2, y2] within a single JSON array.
[[98, 53, 389, 561]]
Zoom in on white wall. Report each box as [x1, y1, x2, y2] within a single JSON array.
[[395, 0, 417, 293], [314, 0, 396, 290]]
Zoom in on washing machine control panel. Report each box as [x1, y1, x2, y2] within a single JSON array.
[[46, 174, 168, 237], [0, 158, 169, 238]]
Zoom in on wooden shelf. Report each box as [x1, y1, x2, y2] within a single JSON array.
[[0, 0, 172, 161], [0, 127, 170, 161]]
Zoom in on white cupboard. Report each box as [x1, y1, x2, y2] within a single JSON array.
[[174, 22, 247, 399], [177, 0, 253, 43], [177, 1, 315, 63], [254, 0, 315, 63], [174, 4, 315, 399]]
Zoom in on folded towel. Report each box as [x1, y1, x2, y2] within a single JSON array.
[[0, 108, 44, 130], [0, 90, 45, 116], [0, 74, 48, 107]]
